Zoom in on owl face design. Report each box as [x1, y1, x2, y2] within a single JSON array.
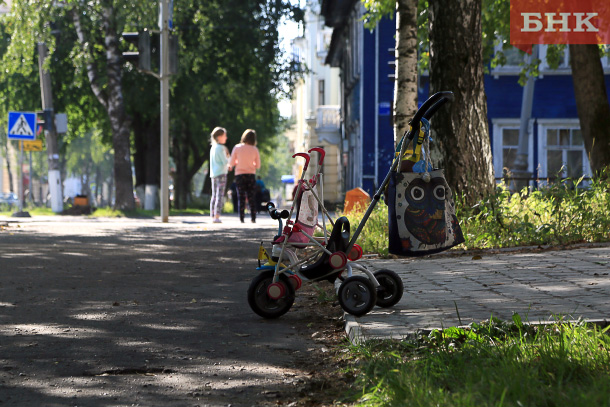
[[402, 177, 447, 245]]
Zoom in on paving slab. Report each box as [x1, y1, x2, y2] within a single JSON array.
[[345, 244, 610, 342]]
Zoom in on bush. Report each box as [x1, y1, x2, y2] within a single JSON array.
[[343, 170, 610, 255], [458, 174, 610, 249]]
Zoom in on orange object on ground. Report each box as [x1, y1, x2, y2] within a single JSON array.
[[73, 195, 89, 207], [343, 187, 370, 214]]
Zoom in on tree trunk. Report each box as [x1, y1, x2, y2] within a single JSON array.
[[569, 44, 610, 176], [174, 135, 190, 210], [95, 167, 102, 206], [4, 142, 14, 192], [72, 3, 135, 211], [133, 115, 161, 189], [171, 125, 208, 210], [393, 0, 419, 146], [428, 0, 494, 205]]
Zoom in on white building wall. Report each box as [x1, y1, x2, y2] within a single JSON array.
[[288, 0, 342, 204]]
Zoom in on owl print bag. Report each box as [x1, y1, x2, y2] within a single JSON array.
[[387, 122, 464, 256]]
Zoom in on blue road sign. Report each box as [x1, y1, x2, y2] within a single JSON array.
[[8, 111, 37, 140]]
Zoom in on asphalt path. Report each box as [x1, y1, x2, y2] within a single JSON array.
[[0, 215, 335, 407]]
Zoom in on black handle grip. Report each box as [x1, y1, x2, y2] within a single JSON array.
[[406, 91, 454, 140], [266, 202, 289, 220], [423, 97, 452, 120]]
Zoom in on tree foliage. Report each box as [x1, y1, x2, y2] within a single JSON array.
[[1, 0, 303, 210], [159, 0, 303, 208]]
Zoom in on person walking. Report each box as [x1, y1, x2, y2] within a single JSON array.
[[229, 129, 261, 223], [209, 127, 230, 223]]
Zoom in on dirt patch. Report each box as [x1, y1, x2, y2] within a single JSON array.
[[285, 283, 355, 406]]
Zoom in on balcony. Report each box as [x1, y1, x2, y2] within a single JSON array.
[[315, 105, 341, 144]]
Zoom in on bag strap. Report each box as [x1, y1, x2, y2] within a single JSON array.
[[394, 118, 431, 174]]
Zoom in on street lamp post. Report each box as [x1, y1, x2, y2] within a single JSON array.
[[160, 0, 170, 222]]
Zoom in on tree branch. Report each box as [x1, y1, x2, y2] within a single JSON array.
[[71, 7, 108, 111]]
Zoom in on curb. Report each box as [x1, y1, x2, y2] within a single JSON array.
[[343, 314, 363, 344]]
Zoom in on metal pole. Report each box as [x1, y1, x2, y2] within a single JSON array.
[[37, 42, 63, 213], [160, 0, 170, 222], [28, 151, 33, 204], [18, 141, 23, 212], [512, 45, 538, 192]]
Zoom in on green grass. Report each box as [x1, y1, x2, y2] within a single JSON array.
[[0, 204, 56, 216], [343, 317, 610, 406], [458, 175, 610, 249], [341, 202, 390, 257], [0, 205, 211, 218]]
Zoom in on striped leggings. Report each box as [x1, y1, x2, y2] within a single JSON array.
[[210, 174, 227, 217]]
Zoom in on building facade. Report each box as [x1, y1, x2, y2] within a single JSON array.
[[287, 0, 343, 204], [322, 0, 396, 196], [322, 1, 610, 197]]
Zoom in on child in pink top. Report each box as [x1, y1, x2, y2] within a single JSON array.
[[229, 129, 261, 223]]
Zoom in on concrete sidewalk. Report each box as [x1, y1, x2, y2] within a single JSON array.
[[346, 244, 610, 341]]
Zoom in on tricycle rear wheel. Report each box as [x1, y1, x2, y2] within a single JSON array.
[[374, 269, 404, 307], [338, 276, 377, 316]]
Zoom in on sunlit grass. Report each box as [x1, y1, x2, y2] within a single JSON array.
[[344, 317, 610, 406], [337, 169, 610, 256], [0, 204, 57, 216]]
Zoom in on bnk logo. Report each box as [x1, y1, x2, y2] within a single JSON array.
[[510, 0, 610, 52], [521, 13, 598, 33]]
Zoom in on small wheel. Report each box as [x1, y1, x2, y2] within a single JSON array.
[[247, 270, 295, 319], [329, 251, 348, 269], [337, 276, 377, 316], [347, 244, 363, 261], [374, 269, 404, 308]]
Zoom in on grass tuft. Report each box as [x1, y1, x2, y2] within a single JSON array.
[[344, 317, 610, 406]]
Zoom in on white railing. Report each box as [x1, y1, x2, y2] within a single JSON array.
[[316, 105, 341, 131]]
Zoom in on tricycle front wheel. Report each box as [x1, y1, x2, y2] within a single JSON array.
[[247, 270, 295, 319]]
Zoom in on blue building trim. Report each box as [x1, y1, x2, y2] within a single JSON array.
[[323, 0, 610, 197], [361, 18, 397, 195]]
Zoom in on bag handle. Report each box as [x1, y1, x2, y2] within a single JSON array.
[[392, 91, 453, 173]]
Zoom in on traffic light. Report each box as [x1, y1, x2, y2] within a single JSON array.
[[43, 109, 54, 131], [121, 29, 178, 74], [122, 30, 151, 71], [35, 110, 54, 132], [36, 113, 45, 136], [168, 34, 179, 75]]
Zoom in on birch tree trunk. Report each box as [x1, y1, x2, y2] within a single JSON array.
[[72, 3, 135, 210], [428, 0, 495, 205], [569, 44, 610, 176], [393, 0, 419, 146]]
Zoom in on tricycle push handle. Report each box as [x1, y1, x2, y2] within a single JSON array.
[[266, 202, 289, 220], [308, 147, 325, 167], [292, 152, 311, 172]]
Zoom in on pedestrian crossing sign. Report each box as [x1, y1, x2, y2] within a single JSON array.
[[8, 111, 37, 140]]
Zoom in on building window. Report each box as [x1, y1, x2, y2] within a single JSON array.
[[317, 28, 332, 58], [538, 45, 570, 71], [490, 43, 524, 75], [318, 80, 325, 106], [543, 127, 588, 179], [492, 119, 533, 181], [537, 121, 591, 183], [501, 128, 520, 172]]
